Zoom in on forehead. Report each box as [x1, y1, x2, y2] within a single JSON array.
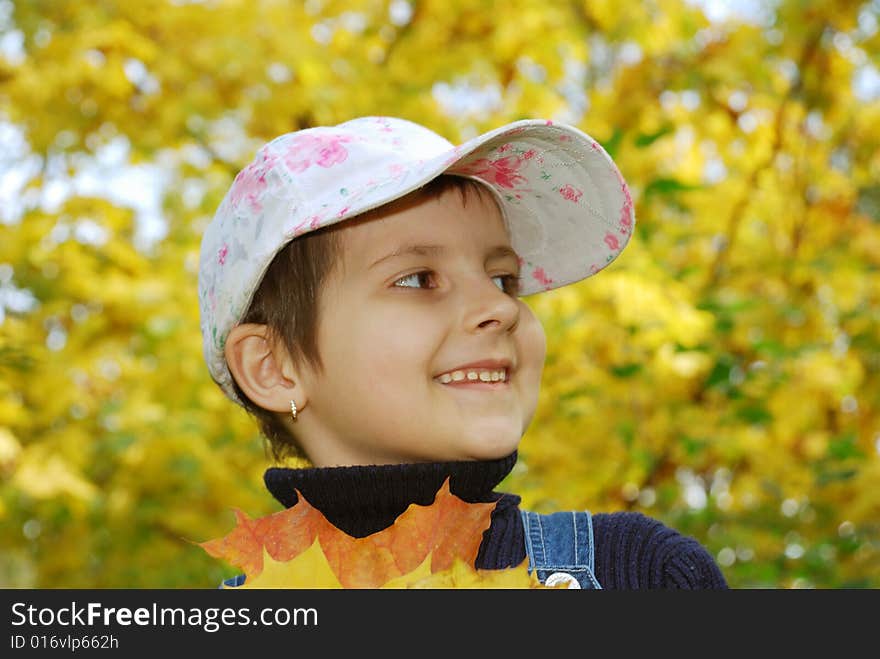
[[334, 185, 510, 266]]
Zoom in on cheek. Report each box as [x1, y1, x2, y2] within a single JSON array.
[[347, 315, 437, 383], [517, 305, 547, 372]]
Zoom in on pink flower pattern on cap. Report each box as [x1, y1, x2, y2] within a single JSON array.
[[282, 133, 353, 173], [456, 155, 527, 190], [558, 184, 583, 203], [199, 116, 636, 404], [228, 151, 279, 213]]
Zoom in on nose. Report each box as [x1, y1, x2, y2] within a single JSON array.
[[462, 275, 520, 334]]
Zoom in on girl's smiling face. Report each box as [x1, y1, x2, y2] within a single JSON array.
[[291, 183, 547, 467]]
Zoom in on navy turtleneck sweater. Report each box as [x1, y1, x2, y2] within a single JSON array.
[[263, 452, 728, 589]]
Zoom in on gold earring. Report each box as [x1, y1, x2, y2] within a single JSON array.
[[290, 399, 298, 421]]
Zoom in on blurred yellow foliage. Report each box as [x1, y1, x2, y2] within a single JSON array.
[[0, 0, 878, 589]]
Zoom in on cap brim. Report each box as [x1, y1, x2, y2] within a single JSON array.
[[310, 119, 635, 296]]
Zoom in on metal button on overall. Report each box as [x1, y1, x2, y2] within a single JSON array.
[[545, 572, 581, 589]]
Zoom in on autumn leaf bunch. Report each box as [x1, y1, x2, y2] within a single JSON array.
[[199, 479, 548, 589]]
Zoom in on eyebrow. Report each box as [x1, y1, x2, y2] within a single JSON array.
[[369, 243, 520, 269]]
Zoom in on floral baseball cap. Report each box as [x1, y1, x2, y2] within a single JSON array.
[[199, 116, 635, 404]]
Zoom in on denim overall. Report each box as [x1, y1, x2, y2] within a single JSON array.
[[520, 510, 602, 589], [221, 510, 601, 589]]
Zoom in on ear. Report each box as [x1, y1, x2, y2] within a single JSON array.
[[224, 323, 306, 413]]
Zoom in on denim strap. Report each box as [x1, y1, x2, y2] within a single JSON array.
[[520, 510, 602, 589], [221, 573, 246, 588]]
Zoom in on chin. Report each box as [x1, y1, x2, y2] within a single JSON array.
[[461, 427, 522, 461]]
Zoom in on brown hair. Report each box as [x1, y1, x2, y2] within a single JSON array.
[[231, 175, 497, 462]]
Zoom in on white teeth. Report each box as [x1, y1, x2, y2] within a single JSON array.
[[435, 368, 508, 384]]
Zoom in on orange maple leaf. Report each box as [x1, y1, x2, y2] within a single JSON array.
[[198, 495, 334, 579], [197, 478, 498, 588]]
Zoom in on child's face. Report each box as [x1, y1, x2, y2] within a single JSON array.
[[292, 185, 547, 467]]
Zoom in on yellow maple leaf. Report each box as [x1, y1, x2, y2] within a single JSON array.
[[232, 542, 342, 589]]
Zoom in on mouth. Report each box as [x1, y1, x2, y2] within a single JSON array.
[[433, 367, 511, 389]]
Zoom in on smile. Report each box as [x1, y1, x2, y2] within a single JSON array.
[[433, 368, 508, 384]]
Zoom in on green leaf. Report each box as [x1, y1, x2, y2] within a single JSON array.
[[705, 356, 736, 389], [856, 184, 880, 221], [678, 435, 707, 456], [610, 363, 643, 377], [827, 433, 865, 460], [644, 177, 704, 198], [752, 339, 787, 357], [736, 405, 773, 425], [599, 128, 624, 159], [617, 421, 635, 447], [558, 385, 598, 401], [634, 124, 674, 148], [815, 468, 858, 486]]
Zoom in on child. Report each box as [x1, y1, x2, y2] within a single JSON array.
[[198, 116, 728, 589]]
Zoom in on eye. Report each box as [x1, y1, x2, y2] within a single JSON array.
[[493, 274, 522, 296], [393, 271, 436, 289], [393, 271, 521, 295]]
